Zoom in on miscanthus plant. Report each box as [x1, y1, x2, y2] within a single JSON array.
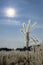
[[21, 20, 39, 48]]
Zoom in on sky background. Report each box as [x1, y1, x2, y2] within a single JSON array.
[[0, 0, 43, 49]]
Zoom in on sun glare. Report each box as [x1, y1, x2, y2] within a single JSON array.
[[6, 8, 16, 17]]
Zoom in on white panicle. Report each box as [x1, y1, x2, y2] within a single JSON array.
[[27, 20, 31, 33], [31, 22, 37, 31], [21, 20, 39, 48], [22, 22, 26, 33]]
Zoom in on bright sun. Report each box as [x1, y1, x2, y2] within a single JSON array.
[[6, 8, 16, 17]]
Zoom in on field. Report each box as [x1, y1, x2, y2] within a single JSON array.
[[0, 44, 43, 65]]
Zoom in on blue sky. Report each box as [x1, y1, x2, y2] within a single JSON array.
[[0, 0, 43, 48]]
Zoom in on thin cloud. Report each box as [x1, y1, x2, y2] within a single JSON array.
[[36, 25, 43, 29], [19, 0, 29, 5], [0, 19, 43, 28], [0, 19, 21, 26]]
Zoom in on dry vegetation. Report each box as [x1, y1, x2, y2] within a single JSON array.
[[0, 44, 43, 65]]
